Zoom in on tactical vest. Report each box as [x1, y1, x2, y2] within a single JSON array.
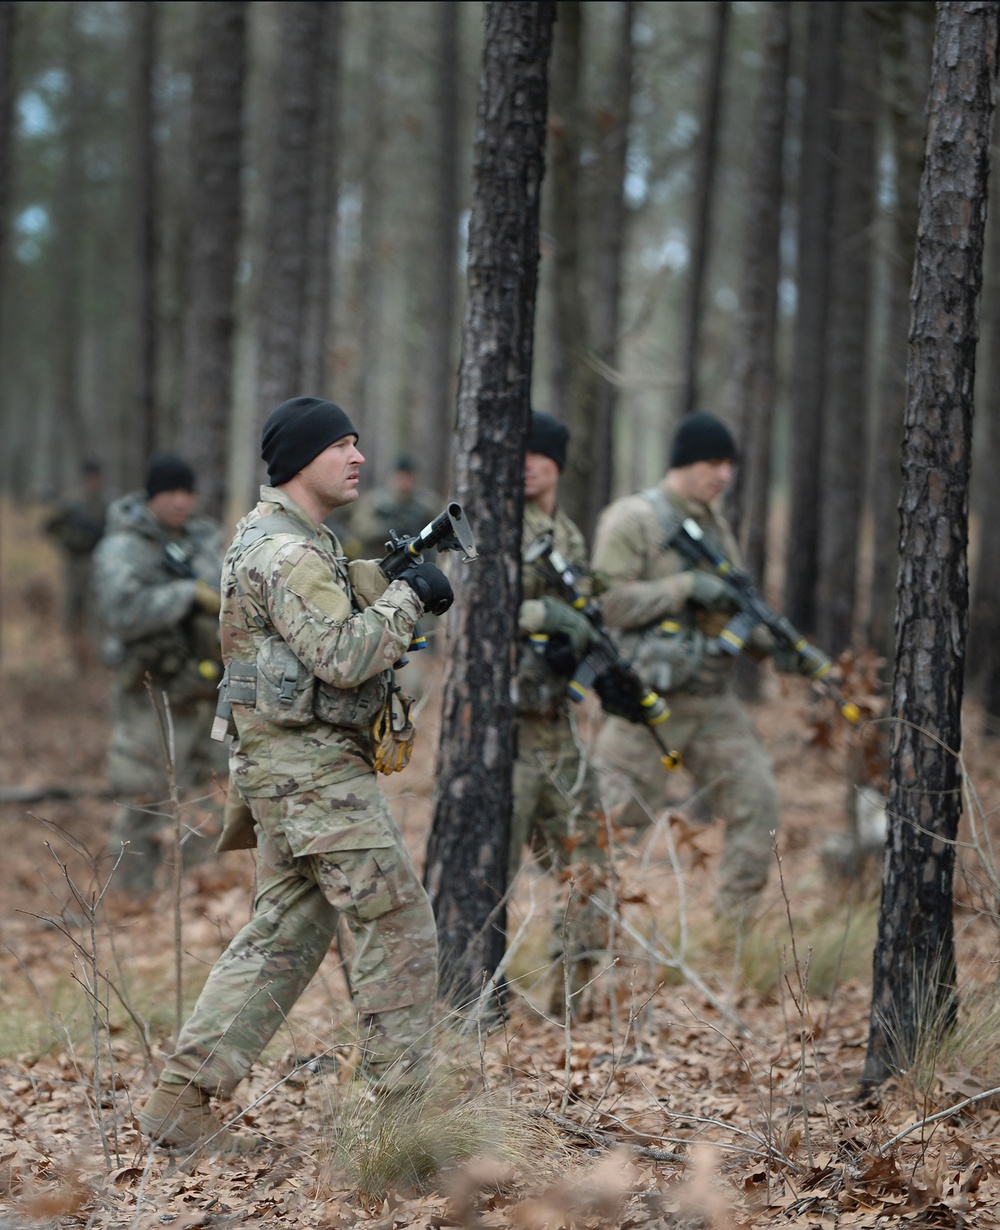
[[613, 488, 734, 698], [218, 510, 390, 733]]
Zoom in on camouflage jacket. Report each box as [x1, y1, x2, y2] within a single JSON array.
[[516, 500, 590, 717], [44, 493, 107, 555], [92, 492, 223, 700], [592, 481, 768, 697], [222, 486, 423, 797]]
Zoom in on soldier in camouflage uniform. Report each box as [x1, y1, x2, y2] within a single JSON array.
[[592, 412, 821, 920], [514, 411, 607, 1017], [44, 458, 107, 665], [137, 397, 452, 1155], [92, 452, 226, 898], [343, 455, 442, 561]]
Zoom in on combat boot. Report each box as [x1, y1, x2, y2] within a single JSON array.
[[137, 1080, 264, 1155]]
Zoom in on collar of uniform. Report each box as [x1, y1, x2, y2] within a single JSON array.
[[258, 484, 336, 547], [659, 479, 713, 522], [524, 499, 559, 537]]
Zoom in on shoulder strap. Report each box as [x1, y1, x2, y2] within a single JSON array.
[[640, 487, 684, 552], [239, 510, 318, 550]]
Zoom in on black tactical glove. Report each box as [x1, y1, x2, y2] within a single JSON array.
[[593, 663, 650, 724], [539, 596, 600, 656], [399, 560, 454, 616], [689, 571, 740, 611]]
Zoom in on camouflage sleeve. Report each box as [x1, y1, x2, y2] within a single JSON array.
[[255, 540, 422, 688], [92, 534, 198, 640], [591, 499, 695, 630]]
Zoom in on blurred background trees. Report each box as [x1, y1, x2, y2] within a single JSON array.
[[2, 0, 1000, 712]]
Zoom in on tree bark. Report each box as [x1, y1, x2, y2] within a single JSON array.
[[255, 0, 323, 426], [131, 1, 158, 478], [546, 0, 589, 528], [783, 0, 842, 635], [867, 4, 934, 662], [420, 0, 462, 498], [352, 2, 389, 479], [815, 2, 878, 657], [301, 1, 342, 397], [677, 0, 729, 421], [728, 0, 790, 587], [178, 0, 246, 521], [0, 1, 14, 352], [424, 0, 555, 1007], [863, 0, 998, 1089], [585, 0, 634, 533]]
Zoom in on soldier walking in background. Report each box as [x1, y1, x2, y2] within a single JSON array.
[[514, 410, 608, 1018], [44, 458, 108, 667], [92, 451, 226, 899], [138, 397, 451, 1155], [592, 412, 818, 923]]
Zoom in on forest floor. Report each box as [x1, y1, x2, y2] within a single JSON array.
[[4, 502, 1000, 1229]]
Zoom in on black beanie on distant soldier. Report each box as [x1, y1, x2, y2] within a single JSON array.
[[669, 412, 738, 469], [145, 451, 196, 498], [527, 410, 569, 471], [261, 397, 359, 486]]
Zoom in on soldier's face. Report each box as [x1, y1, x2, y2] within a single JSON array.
[[672, 458, 734, 506], [524, 451, 560, 505], [300, 435, 365, 510], [148, 488, 196, 530]]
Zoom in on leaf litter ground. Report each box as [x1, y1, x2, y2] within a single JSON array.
[[4, 507, 1000, 1227]]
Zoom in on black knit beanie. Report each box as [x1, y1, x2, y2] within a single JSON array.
[[527, 410, 569, 470], [146, 451, 196, 498], [669, 412, 738, 469], [261, 397, 358, 485]]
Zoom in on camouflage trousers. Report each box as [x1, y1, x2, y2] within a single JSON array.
[[512, 711, 609, 1007], [107, 687, 227, 894], [160, 774, 438, 1096], [595, 689, 780, 918]]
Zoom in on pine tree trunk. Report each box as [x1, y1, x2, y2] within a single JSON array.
[[178, 0, 246, 521], [352, 2, 389, 478], [586, 0, 634, 533], [863, 0, 998, 1089], [866, 5, 933, 663], [420, 0, 462, 499], [301, 1, 342, 397], [815, 2, 878, 657], [0, 1, 14, 353], [547, 0, 590, 530], [784, 0, 841, 635], [728, 0, 790, 586], [424, 0, 555, 1006], [131, 1, 158, 480], [255, 0, 323, 425], [677, 0, 729, 421]]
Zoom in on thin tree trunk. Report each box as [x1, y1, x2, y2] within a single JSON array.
[[178, 0, 247, 520], [301, 1, 342, 396], [815, 2, 878, 657], [677, 0, 729, 421], [728, 0, 790, 585], [420, 0, 461, 498], [586, 0, 634, 533], [784, 0, 842, 635], [863, 0, 998, 1089], [255, 0, 323, 426], [132, 1, 158, 474], [352, 2, 389, 478], [424, 0, 555, 1007], [867, 5, 933, 662]]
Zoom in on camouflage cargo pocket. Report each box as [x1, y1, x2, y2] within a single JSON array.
[[304, 814, 414, 924]]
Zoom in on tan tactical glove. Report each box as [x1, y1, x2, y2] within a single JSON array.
[[348, 559, 391, 610], [194, 579, 221, 615]]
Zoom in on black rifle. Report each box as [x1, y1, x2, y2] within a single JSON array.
[[525, 535, 681, 771], [669, 518, 860, 724], [379, 502, 478, 650]]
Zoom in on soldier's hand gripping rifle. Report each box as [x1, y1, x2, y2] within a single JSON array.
[[378, 502, 478, 648], [670, 518, 860, 724], [525, 536, 681, 771]]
